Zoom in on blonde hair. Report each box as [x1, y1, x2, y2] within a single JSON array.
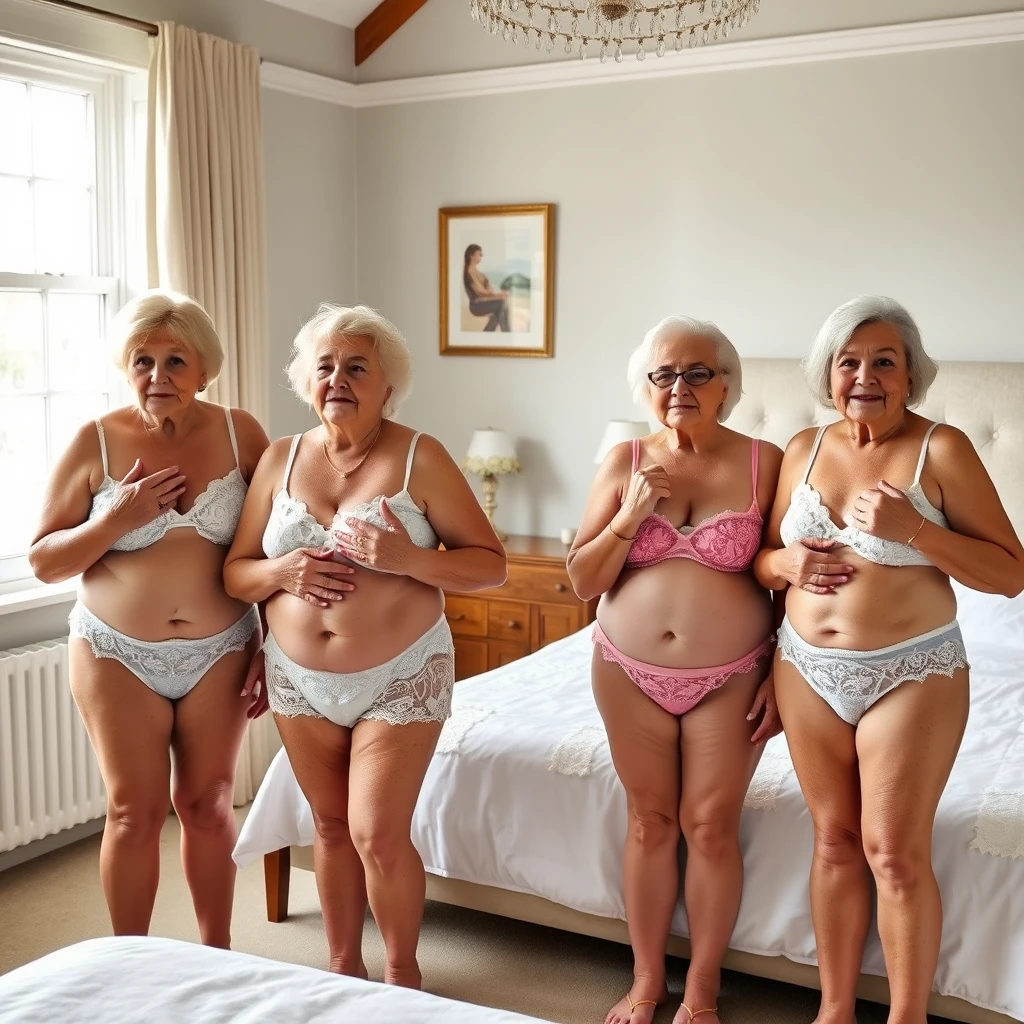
[[110, 289, 223, 383], [286, 303, 413, 418]]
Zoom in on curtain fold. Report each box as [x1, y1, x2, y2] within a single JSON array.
[[146, 20, 269, 427]]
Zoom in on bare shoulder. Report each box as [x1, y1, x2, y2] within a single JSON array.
[[225, 406, 272, 469], [924, 421, 975, 460], [784, 425, 821, 461], [406, 430, 457, 470]]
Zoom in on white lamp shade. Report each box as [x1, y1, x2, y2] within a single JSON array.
[[464, 428, 520, 475], [594, 419, 649, 463]]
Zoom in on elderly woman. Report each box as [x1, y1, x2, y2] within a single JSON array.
[[755, 295, 1024, 1024], [223, 303, 506, 986], [567, 317, 783, 1024], [28, 289, 270, 945]]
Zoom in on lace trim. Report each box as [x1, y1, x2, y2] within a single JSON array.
[[69, 602, 259, 700], [778, 621, 969, 725], [360, 652, 454, 725], [626, 512, 761, 571]]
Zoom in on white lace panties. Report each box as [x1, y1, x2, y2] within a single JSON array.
[[777, 616, 970, 725], [69, 601, 260, 700], [264, 615, 455, 728]]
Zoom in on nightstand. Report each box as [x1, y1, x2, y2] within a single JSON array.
[[443, 535, 598, 681]]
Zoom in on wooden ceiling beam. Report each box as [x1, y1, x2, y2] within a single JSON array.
[[355, 0, 430, 66]]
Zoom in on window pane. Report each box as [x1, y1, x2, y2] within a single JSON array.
[[31, 84, 90, 182], [0, 396, 47, 559], [34, 180, 92, 274], [49, 391, 108, 461], [0, 78, 32, 176], [0, 177, 34, 272], [47, 293, 105, 392], [0, 292, 45, 394]]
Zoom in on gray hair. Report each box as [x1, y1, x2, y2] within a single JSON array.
[[287, 303, 412, 418], [626, 315, 743, 422], [804, 295, 938, 409], [110, 289, 223, 382]]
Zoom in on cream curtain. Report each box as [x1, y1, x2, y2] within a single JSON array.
[[146, 21, 269, 427]]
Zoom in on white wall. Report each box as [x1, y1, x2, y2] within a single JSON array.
[[355, 40, 1024, 539]]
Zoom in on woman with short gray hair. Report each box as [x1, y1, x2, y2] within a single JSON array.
[[568, 315, 784, 1024], [755, 295, 1024, 1024], [224, 302, 506, 987]]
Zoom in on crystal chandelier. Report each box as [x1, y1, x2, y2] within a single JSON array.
[[470, 0, 760, 63]]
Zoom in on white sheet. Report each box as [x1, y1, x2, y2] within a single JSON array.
[[234, 622, 1024, 1021], [0, 936, 554, 1023]]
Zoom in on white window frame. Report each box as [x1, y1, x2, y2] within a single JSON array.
[[0, 44, 146, 589]]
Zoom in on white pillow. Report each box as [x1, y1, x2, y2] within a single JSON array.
[[952, 579, 1024, 652]]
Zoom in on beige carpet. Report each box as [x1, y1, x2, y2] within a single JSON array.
[[0, 811, 946, 1024]]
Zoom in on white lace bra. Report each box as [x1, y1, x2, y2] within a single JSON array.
[[779, 422, 948, 567], [88, 407, 248, 551], [261, 430, 439, 573]]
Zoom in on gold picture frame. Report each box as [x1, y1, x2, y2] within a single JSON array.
[[439, 203, 555, 358]]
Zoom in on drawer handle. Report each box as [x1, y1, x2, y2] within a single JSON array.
[[554, 582, 566, 592], [506, 619, 521, 629]]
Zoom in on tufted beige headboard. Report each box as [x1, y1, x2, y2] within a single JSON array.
[[728, 360, 1024, 538]]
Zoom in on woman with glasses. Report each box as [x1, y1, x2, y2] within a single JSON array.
[[755, 296, 1024, 1024], [567, 317, 783, 1024]]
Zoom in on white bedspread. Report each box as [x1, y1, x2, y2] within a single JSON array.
[[234, 604, 1024, 1020], [0, 936, 554, 1023]]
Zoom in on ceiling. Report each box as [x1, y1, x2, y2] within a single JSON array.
[[263, 0, 381, 29]]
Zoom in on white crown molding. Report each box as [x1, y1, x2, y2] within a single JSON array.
[[261, 60, 359, 106], [260, 10, 1024, 109]]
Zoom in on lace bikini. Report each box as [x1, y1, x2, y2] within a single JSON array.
[[68, 407, 259, 700], [260, 430, 454, 729], [593, 438, 774, 715], [776, 422, 969, 724]]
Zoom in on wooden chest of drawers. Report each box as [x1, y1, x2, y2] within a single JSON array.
[[444, 535, 598, 681]]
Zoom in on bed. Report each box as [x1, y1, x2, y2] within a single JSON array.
[[234, 359, 1024, 1024], [0, 935, 556, 1023]]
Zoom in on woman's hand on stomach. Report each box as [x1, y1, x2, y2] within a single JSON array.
[[785, 558, 956, 649], [599, 560, 772, 668], [81, 531, 250, 639], [775, 538, 855, 595]]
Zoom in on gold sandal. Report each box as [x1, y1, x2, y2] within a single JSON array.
[[681, 1006, 718, 1022], [627, 994, 659, 1015]]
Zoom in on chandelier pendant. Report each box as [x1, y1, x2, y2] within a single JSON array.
[[469, 0, 761, 62]]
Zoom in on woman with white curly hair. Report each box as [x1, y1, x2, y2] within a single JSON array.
[[567, 316, 784, 1024], [755, 295, 1024, 1024], [29, 288, 270, 946], [224, 303, 505, 987]]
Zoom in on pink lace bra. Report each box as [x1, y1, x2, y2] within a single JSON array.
[[624, 438, 763, 572]]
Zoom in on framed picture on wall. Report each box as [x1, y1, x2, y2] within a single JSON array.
[[439, 203, 554, 358]]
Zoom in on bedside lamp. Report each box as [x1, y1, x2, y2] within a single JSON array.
[[463, 428, 520, 542], [594, 419, 649, 463]]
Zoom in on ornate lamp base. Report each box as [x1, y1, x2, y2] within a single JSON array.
[[480, 471, 507, 542]]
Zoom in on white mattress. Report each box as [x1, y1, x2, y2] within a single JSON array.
[[0, 936, 554, 1023], [235, 593, 1024, 1021]]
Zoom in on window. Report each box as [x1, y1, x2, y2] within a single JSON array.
[[0, 46, 146, 585]]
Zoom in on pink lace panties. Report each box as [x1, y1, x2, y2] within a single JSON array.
[[592, 622, 773, 715]]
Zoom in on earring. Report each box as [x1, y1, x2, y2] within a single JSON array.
[[198, 381, 207, 393]]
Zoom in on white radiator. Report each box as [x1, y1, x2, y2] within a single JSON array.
[[0, 638, 281, 857]]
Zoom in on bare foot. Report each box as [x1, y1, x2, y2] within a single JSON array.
[[328, 954, 368, 980], [605, 982, 670, 1024], [384, 963, 422, 989], [672, 1003, 721, 1024]]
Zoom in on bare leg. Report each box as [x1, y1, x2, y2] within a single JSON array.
[[672, 662, 767, 1024], [69, 641, 173, 935], [858, 670, 969, 1024], [275, 713, 368, 977], [774, 656, 866, 1024], [592, 649, 680, 1024], [347, 718, 443, 989], [170, 636, 258, 947]]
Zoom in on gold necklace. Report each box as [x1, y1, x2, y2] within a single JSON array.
[[322, 422, 383, 479]]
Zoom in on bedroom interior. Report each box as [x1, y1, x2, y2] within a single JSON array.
[[0, 0, 1022, 1022]]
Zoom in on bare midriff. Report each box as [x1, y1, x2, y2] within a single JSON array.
[[597, 559, 773, 668], [266, 567, 443, 674], [785, 553, 956, 650], [80, 531, 251, 640]]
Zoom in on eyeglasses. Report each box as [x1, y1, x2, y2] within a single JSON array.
[[647, 366, 717, 389]]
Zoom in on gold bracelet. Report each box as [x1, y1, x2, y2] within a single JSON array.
[[907, 516, 926, 546], [608, 524, 635, 542]]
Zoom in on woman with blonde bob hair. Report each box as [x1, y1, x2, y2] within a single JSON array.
[[30, 288, 270, 945], [755, 295, 1024, 1024], [224, 302, 506, 986], [568, 315, 784, 1024]]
